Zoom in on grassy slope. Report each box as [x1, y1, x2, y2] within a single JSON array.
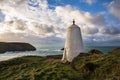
[[0, 48, 120, 80]]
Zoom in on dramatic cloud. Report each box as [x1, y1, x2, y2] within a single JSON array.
[[0, 0, 120, 46], [0, 32, 64, 46], [99, 27, 120, 35], [55, 5, 105, 26], [108, 0, 120, 19]]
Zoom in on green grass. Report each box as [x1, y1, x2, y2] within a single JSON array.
[[0, 48, 120, 80]]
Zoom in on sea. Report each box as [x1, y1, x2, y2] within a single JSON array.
[[0, 46, 119, 61]]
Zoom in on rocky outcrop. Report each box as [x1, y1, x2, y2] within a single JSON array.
[[61, 48, 64, 50], [88, 49, 103, 55], [0, 42, 36, 53]]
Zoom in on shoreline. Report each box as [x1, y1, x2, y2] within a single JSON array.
[[0, 46, 120, 62], [0, 48, 107, 62]]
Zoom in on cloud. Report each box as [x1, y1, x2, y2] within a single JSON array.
[[0, 0, 120, 46], [55, 5, 106, 27], [0, 18, 65, 46], [99, 27, 120, 35], [0, 19, 27, 33], [81, 0, 97, 5], [0, 1, 103, 34], [0, 19, 65, 38], [83, 33, 120, 46], [27, 22, 65, 37], [108, 0, 120, 19], [0, 32, 64, 46], [55, 5, 107, 36], [82, 25, 99, 35]]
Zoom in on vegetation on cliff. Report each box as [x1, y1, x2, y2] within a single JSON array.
[[0, 48, 120, 80]]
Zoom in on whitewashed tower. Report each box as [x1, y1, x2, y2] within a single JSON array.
[[62, 20, 84, 62]]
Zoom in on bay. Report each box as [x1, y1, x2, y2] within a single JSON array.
[[0, 46, 119, 61]]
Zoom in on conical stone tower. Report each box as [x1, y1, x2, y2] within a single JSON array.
[[62, 20, 84, 62]]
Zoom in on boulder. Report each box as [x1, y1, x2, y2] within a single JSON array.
[[0, 42, 36, 53], [61, 48, 64, 50], [88, 49, 103, 55]]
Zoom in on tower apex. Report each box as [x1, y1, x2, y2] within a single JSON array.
[[73, 19, 75, 25]]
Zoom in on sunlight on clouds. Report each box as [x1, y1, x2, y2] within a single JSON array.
[[108, 0, 120, 19], [0, 0, 119, 46]]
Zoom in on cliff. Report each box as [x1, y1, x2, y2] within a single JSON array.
[[0, 42, 36, 53], [0, 48, 120, 80]]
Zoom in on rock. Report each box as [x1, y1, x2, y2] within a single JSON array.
[[82, 62, 97, 73], [0, 42, 36, 53], [61, 48, 64, 50], [88, 49, 103, 55]]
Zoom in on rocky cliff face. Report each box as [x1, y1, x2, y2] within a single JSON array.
[[0, 42, 36, 53]]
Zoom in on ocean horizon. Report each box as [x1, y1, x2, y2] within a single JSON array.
[[0, 46, 119, 61]]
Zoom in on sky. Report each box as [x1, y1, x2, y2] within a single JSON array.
[[0, 0, 120, 46]]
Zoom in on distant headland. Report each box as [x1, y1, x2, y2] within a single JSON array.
[[0, 42, 36, 53]]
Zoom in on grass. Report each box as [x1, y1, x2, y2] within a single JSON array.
[[0, 48, 120, 80]]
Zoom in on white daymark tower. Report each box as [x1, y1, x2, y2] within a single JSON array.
[[62, 20, 84, 62]]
